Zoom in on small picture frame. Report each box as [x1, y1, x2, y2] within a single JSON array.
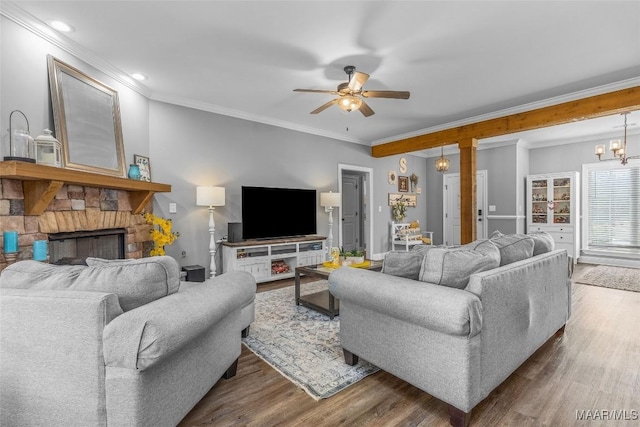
[[134, 154, 151, 182], [398, 176, 409, 192]]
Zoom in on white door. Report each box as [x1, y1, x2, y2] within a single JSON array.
[[341, 174, 361, 252], [443, 170, 488, 245]]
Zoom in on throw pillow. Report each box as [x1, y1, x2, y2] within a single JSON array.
[[489, 232, 535, 265], [84, 256, 181, 310], [458, 239, 501, 265], [1, 256, 181, 312], [382, 251, 425, 280], [0, 261, 86, 289], [418, 246, 500, 289], [528, 231, 555, 256]]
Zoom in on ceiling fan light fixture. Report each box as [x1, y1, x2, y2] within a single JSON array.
[[337, 95, 362, 113]]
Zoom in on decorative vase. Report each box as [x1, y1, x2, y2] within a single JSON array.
[[128, 164, 141, 180]]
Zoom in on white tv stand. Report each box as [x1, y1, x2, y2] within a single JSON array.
[[221, 235, 326, 283]]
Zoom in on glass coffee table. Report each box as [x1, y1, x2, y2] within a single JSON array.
[[294, 260, 383, 319]]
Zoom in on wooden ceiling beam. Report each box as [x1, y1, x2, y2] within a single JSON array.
[[371, 86, 640, 157]]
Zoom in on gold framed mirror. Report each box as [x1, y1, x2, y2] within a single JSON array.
[[47, 55, 126, 177]]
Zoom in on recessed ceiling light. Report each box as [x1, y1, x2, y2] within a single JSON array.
[[131, 73, 147, 81], [47, 20, 74, 33]]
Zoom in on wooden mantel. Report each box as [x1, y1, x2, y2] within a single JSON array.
[[0, 161, 171, 215]]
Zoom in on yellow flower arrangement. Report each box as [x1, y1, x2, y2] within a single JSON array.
[[144, 213, 179, 256]]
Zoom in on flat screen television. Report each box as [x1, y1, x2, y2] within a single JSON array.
[[242, 186, 317, 240]]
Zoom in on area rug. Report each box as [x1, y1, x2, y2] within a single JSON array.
[[242, 280, 379, 400], [576, 265, 640, 292]]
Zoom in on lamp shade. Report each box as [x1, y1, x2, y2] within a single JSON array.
[[196, 186, 225, 207], [320, 191, 341, 207]]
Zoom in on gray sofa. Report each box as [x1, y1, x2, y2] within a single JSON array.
[[0, 256, 256, 427], [329, 235, 571, 427]]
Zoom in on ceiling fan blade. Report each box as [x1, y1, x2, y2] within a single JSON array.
[[359, 100, 375, 117], [362, 90, 410, 99], [310, 99, 338, 114], [294, 89, 340, 95], [348, 71, 370, 92]]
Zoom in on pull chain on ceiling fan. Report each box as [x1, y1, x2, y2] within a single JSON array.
[[294, 65, 410, 117]]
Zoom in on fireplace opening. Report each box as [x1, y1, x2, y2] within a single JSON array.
[[48, 229, 126, 264]]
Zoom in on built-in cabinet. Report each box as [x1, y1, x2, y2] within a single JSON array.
[[527, 172, 580, 263], [222, 236, 325, 283]]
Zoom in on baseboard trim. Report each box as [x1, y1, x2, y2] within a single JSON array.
[[579, 256, 640, 268]]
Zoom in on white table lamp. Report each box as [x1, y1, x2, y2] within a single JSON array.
[[196, 186, 225, 277], [320, 191, 341, 261]]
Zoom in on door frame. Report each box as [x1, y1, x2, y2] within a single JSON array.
[[338, 164, 374, 257], [443, 170, 488, 244]]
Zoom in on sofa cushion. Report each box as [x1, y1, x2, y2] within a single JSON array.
[[489, 232, 535, 265], [459, 239, 501, 265], [1, 256, 181, 312], [418, 245, 500, 289], [0, 261, 86, 289], [382, 251, 425, 280], [528, 231, 555, 256]]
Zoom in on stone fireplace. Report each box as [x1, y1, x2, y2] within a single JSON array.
[[0, 161, 171, 271], [0, 179, 155, 270]]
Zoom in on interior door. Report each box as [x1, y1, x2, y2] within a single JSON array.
[[444, 174, 462, 246], [443, 171, 488, 245], [341, 174, 361, 252]]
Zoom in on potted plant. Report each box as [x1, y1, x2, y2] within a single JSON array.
[[338, 248, 365, 265]]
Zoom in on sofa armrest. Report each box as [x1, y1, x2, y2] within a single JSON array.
[[329, 268, 482, 337], [464, 249, 571, 397], [0, 288, 123, 426], [103, 271, 256, 371], [465, 249, 571, 325]]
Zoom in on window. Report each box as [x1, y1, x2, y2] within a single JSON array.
[[584, 162, 640, 249]]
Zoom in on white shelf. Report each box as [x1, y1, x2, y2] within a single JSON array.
[[222, 236, 325, 283]]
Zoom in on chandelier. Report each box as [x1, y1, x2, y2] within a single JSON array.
[[435, 144, 450, 172], [594, 112, 639, 165]]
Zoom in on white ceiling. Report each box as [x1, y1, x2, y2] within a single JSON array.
[[3, 1, 640, 154]]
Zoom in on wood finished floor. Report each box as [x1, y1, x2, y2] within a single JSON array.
[[179, 264, 640, 426]]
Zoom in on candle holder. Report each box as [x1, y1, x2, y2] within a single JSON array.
[[4, 252, 19, 266]]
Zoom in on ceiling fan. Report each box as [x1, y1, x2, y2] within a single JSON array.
[[293, 65, 410, 117]]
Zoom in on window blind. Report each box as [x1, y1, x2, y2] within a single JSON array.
[[587, 164, 640, 248]]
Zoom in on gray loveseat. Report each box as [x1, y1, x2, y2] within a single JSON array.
[[329, 234, 571, 427], [0, 256, 256, 427]]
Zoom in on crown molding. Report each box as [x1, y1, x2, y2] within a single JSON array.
[[4, 1, 637, 148], [150, 93, 365, 145], [2, 1, 365, 144], [523, 127, 640, 150], [1, 1, 150, 97], [372, 77, 640, 146]]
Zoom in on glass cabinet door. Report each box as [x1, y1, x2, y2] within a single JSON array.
[[553, 178, 571, 224], [531, 179, 548, 224]]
